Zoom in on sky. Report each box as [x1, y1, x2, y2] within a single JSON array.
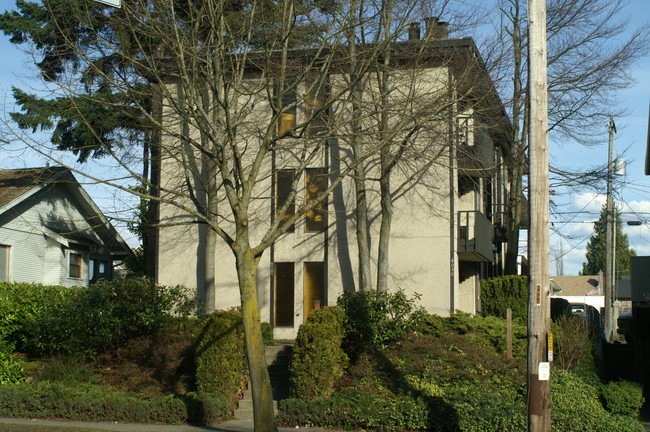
[[0, 0, 648, 274]]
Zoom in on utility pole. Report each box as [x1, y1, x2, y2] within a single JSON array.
[[527, 0, 551, 430], [605, 117, 616, 341]]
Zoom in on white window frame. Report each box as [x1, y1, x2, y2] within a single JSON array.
[[68, 251, 83, 279]]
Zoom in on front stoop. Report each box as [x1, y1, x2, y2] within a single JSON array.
[[234, 344, 293, 420]]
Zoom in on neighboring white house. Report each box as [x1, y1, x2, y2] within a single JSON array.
[[154, 21, 515, 338], [0, 167, 132, 286]]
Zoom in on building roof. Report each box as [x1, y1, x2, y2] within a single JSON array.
[[0, 166, 69, 211], [0, 166, 131, 256], [550, 275, 602, 296]]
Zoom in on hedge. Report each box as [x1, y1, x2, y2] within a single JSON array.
[[480, 275, 528, 319], [0, 381, 188, 424], [193, 310, 246, 408], [289, 306, 348, 399]]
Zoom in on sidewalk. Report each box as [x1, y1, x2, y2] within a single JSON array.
[[0, 417, 335, 432]]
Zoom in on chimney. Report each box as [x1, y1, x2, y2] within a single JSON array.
[[408, 22, 421, 41], [424, 17, 449, 39]]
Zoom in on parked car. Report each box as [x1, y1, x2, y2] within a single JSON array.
[[617, 311, 633, 343]]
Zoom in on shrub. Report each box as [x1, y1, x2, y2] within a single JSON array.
[[0, 350, 27, 385], [600, 380, 645, 417], [289, 307, 348, 399], [338, 289, 425, 352], [0, 282, 69, 353], [33, 278, 195, 357], [193, 310, 246, 407], [480, 276, 528, 319], [261, 322, 274, 346], [184, 392, 231, 424], [0, 381, 188, 424], [278, 391, 429, 432], [553, 314, 594, 372], [444, 388, 526, 432], [36, 355, 99, 385], [416, 313, 527, 360], [552, 369, 645, 432]]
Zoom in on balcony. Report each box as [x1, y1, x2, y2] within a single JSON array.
[[458, 211, 494, 262]]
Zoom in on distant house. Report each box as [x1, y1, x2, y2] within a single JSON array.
[[0, 167, 131, 286], [550, 273, 605, 311]]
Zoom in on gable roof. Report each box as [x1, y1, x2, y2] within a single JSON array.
[[0, 167, 132, 256], [550, 275, 602, 296]]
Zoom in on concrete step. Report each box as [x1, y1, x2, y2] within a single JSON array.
[[234, 344, 292, 420]]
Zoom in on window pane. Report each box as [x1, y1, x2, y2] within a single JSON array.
[[277, 83, 297, 136], [69, 253, 82, 278], [0, 245, 8, 282], [276, 170, 295, 232], [305, 168, 327, 232], [274, 263, 294, 327]]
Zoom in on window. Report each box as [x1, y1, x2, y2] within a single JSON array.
[[305, 80, 329, 135], [305, 168, 327, 232], [69, 252, 82, 279], [276, 169, 295, 232], [274, 262, 295, 327], [277, 83, 297, 136], [0, 245, 9, 282]]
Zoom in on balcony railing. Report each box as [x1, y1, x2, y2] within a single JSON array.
[[458, 210, 494, 262]]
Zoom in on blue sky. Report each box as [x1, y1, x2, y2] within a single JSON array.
[[0, 0, 648, 274]]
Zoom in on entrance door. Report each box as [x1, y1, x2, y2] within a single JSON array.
[[274, 262, 295, 327], [303, 262, 325, 322]]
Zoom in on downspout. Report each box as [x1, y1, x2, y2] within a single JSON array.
[[448, 67, 456, 314]]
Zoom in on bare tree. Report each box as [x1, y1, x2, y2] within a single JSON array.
[[0, 0, 507, 430], [487, 0, 649, 274]]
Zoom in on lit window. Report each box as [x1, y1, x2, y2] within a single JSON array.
[[305, 168, 327, 232], [277, 83, 297, 136], [69, 252, 82, 278]]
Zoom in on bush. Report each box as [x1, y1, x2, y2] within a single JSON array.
[[0, 282, 69, 353], [184, 392, 231, 424], [553, 314, 594, 372], [193, 310, 246, 408], [444, 388, 526, 432], [33, 278, 195, 357], [261, 322, 274, 346], [289, 307, 348, 399], [278, 391, 429, 432], [552, 369, 644, 432], [480, 276, 528, 319], [36, 355, 99, 385], [600, 380, 645, 417], [415, 313, 527, 360], [0, 381, 188, 424], [338, 289, 425, 352], [0, 350, 27, 385]]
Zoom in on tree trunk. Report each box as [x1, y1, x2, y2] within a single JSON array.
[[376, 169, 392, 291], [237, 248, 277, 432], [353, 169, 373, 291]]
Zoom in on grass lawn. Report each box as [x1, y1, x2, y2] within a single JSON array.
[[0, 423, 115, 432]]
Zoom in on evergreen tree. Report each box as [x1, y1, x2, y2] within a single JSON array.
[[581, 205, 636, 276]]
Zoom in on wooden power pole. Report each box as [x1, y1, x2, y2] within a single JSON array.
[[527, 0, 551, 430], [605, 117, 616, 341]]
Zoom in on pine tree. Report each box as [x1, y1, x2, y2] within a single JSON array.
[[581, 205, 636, 276]]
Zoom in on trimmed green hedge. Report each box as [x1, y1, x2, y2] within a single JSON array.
[[480, 276, 528, 319], [289, 307, 348, 399], [278, 392, 429, 432], [193, 310, 246, 408], [0, 381, 188, 424]]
